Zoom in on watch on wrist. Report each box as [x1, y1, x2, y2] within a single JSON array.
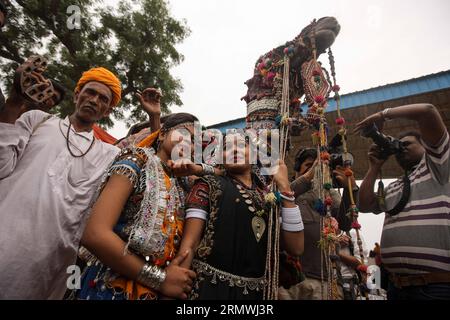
[[381, 108, 392, 121]]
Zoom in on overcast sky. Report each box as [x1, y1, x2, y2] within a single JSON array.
[[104, 0, 450, 248]]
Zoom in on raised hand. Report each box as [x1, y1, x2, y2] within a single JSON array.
[[333, 165, 357, 190], [137, 88, 162, 116], [302, 159, 318, 182], [367, 144, 387, 169], [272, 160, 291, 192], [354, 112, 385, 135]]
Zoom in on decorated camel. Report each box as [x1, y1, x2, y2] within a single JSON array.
[[242, 16, 341, 133], [242, 17, 368, 301]]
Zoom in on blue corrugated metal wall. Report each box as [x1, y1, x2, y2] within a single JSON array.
[[210, 70, 450, 133]]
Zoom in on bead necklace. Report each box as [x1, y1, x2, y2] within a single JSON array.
[[59, 119, 95, 158]]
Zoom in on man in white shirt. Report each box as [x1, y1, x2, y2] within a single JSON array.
[[338, 229, 369, 300], [0, 67, 122, 299]]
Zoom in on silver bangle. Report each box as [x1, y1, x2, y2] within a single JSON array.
[[137, 263, 167, 290], [200, 163, 215, 176], [381, 108, 392, 121]]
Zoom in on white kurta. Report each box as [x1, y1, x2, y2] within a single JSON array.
[[0, 110, 119, 299]]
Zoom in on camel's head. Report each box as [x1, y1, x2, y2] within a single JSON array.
[[242, 17, 341, 134], [297, 17, 341, 55], [242, 17, 341, 104]]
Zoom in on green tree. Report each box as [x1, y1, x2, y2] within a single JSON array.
[[0, 0, 189, 127]]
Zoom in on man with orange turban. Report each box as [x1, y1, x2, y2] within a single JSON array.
[[0, 67, 125, 299]]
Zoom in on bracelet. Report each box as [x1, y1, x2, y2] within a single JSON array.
[[281, 206, 304, 231], [137, 263, 167, 290], [279, 193, 295, 202], [281, 206, 303, 224], [381, 108, 392, 121], [282, 222, 304, 232], [280, 190, 295, 198], [199, 163, 215, 176]]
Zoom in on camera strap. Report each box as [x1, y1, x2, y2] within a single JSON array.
[[386, 172, 411, 216]]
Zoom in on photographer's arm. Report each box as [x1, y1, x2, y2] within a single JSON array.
[[359, 145, 386, 213], [355, 103, 446, 147], [359, 167, 379, 213]]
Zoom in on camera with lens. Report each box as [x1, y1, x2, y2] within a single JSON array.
[[329, 133, 354, 188], [360, 124, 405, 159]]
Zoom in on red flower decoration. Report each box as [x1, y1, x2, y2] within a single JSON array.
[[344, 168, 354, 177], [320, 152, 330, 161], [351, 221, 362, 230], [314, 95, 325, 104], [332, 85, 341, 92], [267, 72, 276, 81], [312, 70, 321, 76], [330, 217, 339, 231], [357, 264, 368, 273], [291, 97, 300, 105], [324, 196, 333, 206], [335, 117, 345, 125]]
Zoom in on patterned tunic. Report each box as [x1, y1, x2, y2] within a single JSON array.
[[75, 147, 186, 300]]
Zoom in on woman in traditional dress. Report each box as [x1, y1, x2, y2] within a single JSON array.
[[74, 112, 209, 300], [178, 132, 305, 299]]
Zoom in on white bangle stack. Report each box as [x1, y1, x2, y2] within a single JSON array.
[[281, 206, 304, 232]]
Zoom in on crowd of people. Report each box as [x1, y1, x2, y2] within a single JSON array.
[[0, 2, 449, 300]]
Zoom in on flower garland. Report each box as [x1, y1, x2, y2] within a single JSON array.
[[328, 47, 367, 271], [299, 24, 341, 299]]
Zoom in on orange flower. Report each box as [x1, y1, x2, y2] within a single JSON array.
[[344, 168, 353, 177]]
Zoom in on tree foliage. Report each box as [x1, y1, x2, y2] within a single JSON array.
[[0, 0, 190, 127]]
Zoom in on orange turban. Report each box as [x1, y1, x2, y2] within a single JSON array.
[[75, 67, 122, 107]]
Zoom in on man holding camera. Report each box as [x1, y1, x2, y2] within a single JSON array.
[[356, 103, 450, 300], [278, 148, 360, 300]]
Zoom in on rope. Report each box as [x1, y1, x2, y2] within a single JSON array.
[[329, 47, 367, 299]]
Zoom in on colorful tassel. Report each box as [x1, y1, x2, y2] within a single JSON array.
[[335, 117, 345, 125], [332, 84, 341, 92]]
